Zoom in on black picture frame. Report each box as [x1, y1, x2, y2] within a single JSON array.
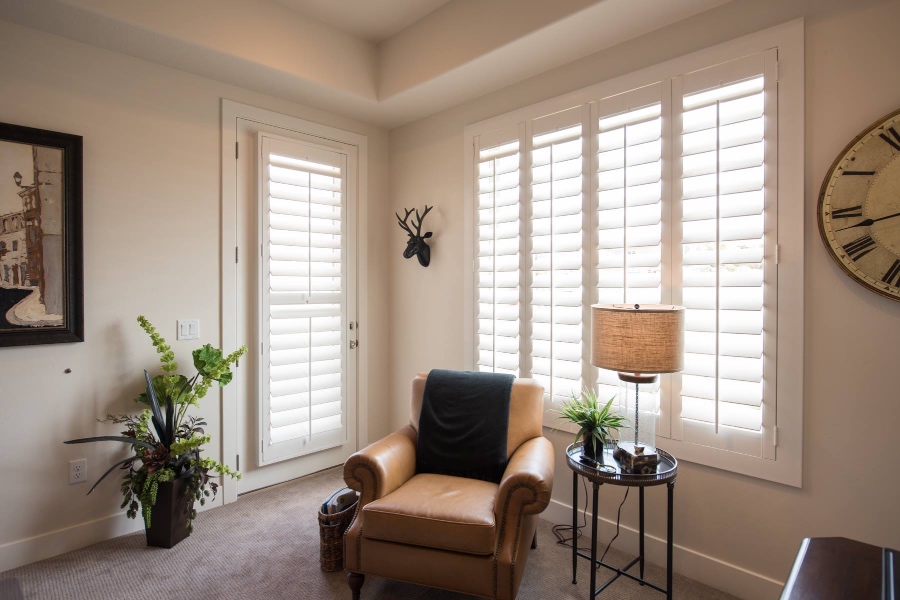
[[0, 122, 83, 346]]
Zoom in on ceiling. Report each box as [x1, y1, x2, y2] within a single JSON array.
[[270, 0, 453, 42], [0, 0, 734, 128]]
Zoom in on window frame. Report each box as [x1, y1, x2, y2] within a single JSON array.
[[463, 19, 803, 486]]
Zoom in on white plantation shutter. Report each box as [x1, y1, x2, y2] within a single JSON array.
[[530, 108, 587, 404], [671, 50, 777, 458], [475, 130, 522, 376], [260, 135, 348, 463], [467, 31, 801, 482], [595, 84, 667, 403]]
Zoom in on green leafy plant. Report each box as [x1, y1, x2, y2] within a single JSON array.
[[65, 316, 247, 532], [553, 387, 627, 456]]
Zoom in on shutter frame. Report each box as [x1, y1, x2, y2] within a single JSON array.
[[670, 49, 777, 459], [259, 133, 350, 464]]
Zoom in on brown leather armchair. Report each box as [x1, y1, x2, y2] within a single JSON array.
[[343, 373, 554, 600]]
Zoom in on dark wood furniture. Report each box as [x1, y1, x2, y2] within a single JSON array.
[[566, 442, 677, 600], [780, 537, 894, 599]]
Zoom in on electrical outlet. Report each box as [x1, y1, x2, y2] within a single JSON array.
[[69, 458, 87, 484]]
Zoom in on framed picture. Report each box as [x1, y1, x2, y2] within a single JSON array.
[[0, 122, 83, 346]]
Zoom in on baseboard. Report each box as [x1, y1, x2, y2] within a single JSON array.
[[540, 498, 784, 600], [0, 512, 143, 573], [0, 495, 224, 573]]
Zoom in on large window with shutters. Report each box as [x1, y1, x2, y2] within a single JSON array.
[[259, 134, 352, 464], [464, 22, 803, 485]]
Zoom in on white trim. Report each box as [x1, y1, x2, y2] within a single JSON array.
[[463, 20, 804, 487], [540, 499, 784, 600], [0, 495, 224, 572], [220, 100, 369, 501], [0, 513, 141, 573]]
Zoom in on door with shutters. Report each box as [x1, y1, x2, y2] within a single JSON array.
[[234, 119, 358, 493]]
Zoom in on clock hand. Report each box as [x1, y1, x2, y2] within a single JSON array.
[[835, 210, 900, 232]]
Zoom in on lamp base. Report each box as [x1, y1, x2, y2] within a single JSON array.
[[617, 372, 659, 384], [613, 441, 660, 475]]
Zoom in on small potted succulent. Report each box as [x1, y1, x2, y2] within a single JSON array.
[[554, 388, 627, 462], [65, 316, 247, 548]]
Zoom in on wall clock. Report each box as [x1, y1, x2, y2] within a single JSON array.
[[818, 107, 900, 301]]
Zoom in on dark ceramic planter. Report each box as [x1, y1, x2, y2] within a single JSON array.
[[581, 435, 604, 464], [145, 476, 192, 549]]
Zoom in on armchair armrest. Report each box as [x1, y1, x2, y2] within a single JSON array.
[[343, 424, 417, 506], [495, 436, 554, 517]]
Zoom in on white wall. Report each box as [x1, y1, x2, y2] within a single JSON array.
[[388, 0, 900, 597], [0, 19, 390, 571]]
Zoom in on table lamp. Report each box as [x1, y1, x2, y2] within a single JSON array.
[[591, 304, 684, 471]]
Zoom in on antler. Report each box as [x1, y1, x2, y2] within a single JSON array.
[[412, 205, 433, 236], [395, 208, 415, 237]]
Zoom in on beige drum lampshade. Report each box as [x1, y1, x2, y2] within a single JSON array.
[[591, 304, 685, 375]]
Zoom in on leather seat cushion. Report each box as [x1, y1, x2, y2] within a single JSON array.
[[362, 473, 499, 555]]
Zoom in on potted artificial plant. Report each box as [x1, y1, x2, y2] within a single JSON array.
[[66, 316, 247, 548], [554, 388, 627, 462]]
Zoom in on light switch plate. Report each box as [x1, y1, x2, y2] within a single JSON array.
[[177, 319, 200, 340]]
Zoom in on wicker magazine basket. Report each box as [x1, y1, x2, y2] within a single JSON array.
[[318, 500, 357, 572]]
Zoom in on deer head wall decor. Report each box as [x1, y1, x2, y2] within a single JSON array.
[[396, 205, 433, 267]]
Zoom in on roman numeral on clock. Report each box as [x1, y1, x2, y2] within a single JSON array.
[[880, 126, 900, 151], [842, 234, 876, 261], [883, 260, 900, 286], [832, 205, 863, 218]]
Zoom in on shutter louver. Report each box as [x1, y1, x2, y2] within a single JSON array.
[[262, 137, 346, 461], [476, 138, 521, 376], [595, 86, 664, 401], [531, 119, 584, 404], [674, 51, 776, 457]]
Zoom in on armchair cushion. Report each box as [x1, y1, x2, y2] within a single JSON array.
[[362, 474, 498, 555]]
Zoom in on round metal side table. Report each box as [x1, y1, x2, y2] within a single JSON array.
[[566, 442, 678, 599]]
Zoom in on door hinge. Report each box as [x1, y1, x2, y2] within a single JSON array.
[[774, 426, 779, 447], [235, 141, 239, 159], [235, 246, 239, 264], [260, 342, 264, 355], [350, 340, 358, 350], [236, 455, 240, 471], [775, 244, 781, 264]]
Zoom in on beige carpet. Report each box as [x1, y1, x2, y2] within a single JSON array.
[[1, 468, 736, 600]]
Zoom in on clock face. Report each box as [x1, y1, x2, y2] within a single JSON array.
[[819, 108, 900, 301]]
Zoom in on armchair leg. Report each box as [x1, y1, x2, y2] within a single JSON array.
[[348, 572, 365, 600], [531, 531, 537, 550]]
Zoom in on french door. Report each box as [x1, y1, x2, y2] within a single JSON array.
[[231, 114, 358, 494]]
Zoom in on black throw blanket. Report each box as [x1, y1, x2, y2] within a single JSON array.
[[416, 369, 514, 484]]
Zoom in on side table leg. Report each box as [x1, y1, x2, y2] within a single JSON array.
[[639, 485, 645, 583], [667, 481, 675, 600], [590, 482, 600, 600], [572, 471, 578, 584]]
